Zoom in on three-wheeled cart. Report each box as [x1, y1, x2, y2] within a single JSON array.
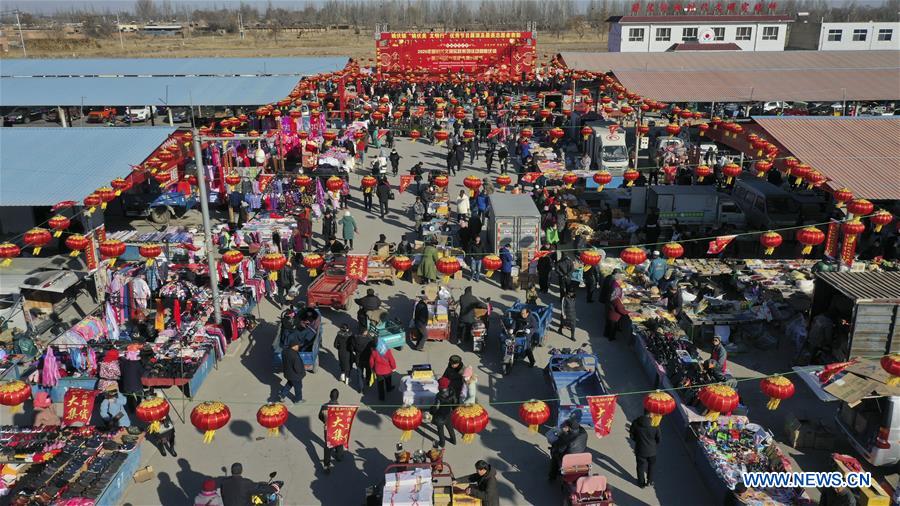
[[547, 353, 605, 427], [364, 461, 484, 506], [371, 318, 406, 350], [307, 273, 358, 310], [509, 301, 553, 346], [559, 453, 614, 505], [273, 302, 323, 372]]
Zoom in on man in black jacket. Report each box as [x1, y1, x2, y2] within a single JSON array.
[[456, 460, 499, 506], [548, 419, 588, 479], [457, 286, 486, 345], [629, 410, 661, 488], [375, 178, 391, 218], [389, 149, 401, 176], [277, 341, 306, 404], [220, 462, 255, 506], [411, 294, 429, 351], [429, 377, 458, 447], [318, 389, 343, 474], [467, 235, 486, 282], [333, 324, 354, 384], [584, 261, 601, 303], [355, 288, 382, 331], [537, 249, 554, 293], [556, 254, 575, 298], [351, 329, 373, 392]]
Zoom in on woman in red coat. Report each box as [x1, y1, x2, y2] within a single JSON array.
[[369, 346, 397, 401], [606, 285, 631, 341]]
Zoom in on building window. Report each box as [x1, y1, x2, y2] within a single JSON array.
[[712, 27, 725, 41], [852, 29, 867, 41], [628, 28, 645, 42], [827, 29, 842, 41], [736, 27, 752, 40], [877, 28, 893, 41], [762, 26, 779, 40], [682, 27, 699, 41], [655, 27, 671, 41]]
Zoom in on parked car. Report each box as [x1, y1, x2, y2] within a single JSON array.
[[44, 107, 82, 124], [86, 107, 118, 123], [4, 107, 49, 124]]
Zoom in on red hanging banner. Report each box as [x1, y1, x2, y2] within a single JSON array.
[[586, 395, 618, 438], [824, 219, 841, 259], [707, 235, 736, 255], [84, 236, 98, 271], [840, 233, 858, 268], [325, 405, 359, 449], [399, 175, 414, 194], [346, 254, 369, 282], [62, 388, 100, 427]]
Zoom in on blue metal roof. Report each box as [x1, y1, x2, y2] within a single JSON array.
[[0, 127, 175, 207], [1, 57, 347, 77], [0, 75, 303, 107]]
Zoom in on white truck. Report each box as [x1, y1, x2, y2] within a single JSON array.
[[647, 186, 746, 229], [585, 122, 630, 175]]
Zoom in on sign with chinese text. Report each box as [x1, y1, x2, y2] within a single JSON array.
[[824, 219, 840, 259], [346, 254, 369, 282], [62, 388, 99, 426], [840, 232, 858, 268], [586, 395, 618, 438], [376, 31, 536, 78], [84, 236, 98, 271], [325, 405, 359, 448], [399, 175, 414, 194]]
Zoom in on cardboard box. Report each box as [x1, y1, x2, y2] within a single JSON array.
[[133, 465, 155, 483], [783, 415, 816, 449]]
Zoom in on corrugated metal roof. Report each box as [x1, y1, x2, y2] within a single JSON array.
[[816, 272, 900, 302], [611, 68, 900, 101], [753, 116, 900, 200], [0, 57, 347, 78], [0, 127, 174, 207], [559, 50, 900, 71], [608, 15, 794, 23], [0, 76, 303, 107]]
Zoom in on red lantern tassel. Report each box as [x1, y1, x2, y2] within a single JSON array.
[[650, 414, 662, 426], [400, 430, 412, 442], [203, 430, 216, 444]]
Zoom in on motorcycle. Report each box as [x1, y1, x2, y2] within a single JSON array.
[[470, 298, 491, 355], [251, 471, 284, 505]]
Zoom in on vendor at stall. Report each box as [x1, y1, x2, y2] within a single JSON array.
[[100, 385, 131, 429], [355, 288, 383, 330], [32, 392, 60, 426], [454, 460, 500, 506], [711, 335, 728, 373]]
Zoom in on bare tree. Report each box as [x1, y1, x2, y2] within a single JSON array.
[[134, 0, 157, 21]]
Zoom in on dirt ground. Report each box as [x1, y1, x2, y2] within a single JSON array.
[[3, 28, 607, 60]]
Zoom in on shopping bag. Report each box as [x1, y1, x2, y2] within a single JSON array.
[[369, 372, 375, 387]]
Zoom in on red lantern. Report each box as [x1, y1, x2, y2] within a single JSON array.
[[518, 400, 550, 432], [722, 163, 742, 185], [451, 403, 489, 443], [436, 256, 461, 283], [136, 397, 170, 433], [643, 391, 676, 426], [464, 176, 482, 196], [298, 131, 310, 140], [326, 176, 344, 193], [139, 243, 162, 266], [434, 175, 449, 190], [600, 96, 612, 105], [561, 172, 579, 188], [881, 354, 900, 386], [409, 130, 421, 141], [662, 242, 684, 264], [303, 253, 325, 277], [371, 111, 384, 122], [224, 171, 241, 190], [711, 117, 722, 128], [111, 177, 130, 196], [392, 405, 423, 441], [520, 128, 533, 139], [592, 171, 612, 192], [549, 127, 565, 143], [620, 105, 634, 115], [481, 255, 502, 278], [842, 221, 866, 240], [759, 231, 782, 255], [791, 163, 811, 186], [539, 109, 552, 120], [353, 130, 367, 140], [454, 109, 467, 121], [99, 239, 126, 266], [620, 247, 647, 274], [699, 385, 739, 421], [222, 250, 244, 273], [0, 380, 31, 413], [257, 403, 289, 437], [871, 210, 894, 233], [261, 252, 288, 281], [496, 174, 512, 191], [581, 126, 592, 140], [391, 255, 413, 278], [65, 235, 89, 257], [294, 174, 313, 192], [24, 228, 52, 255], [804, 169, 826, 190], [694, 165, 713, 183], [623, 168, 640, 187], [154, 169, 174, 187], [833, 188, 854, 208], [755, 160, 772, 178], [796, 227, 825, 255], [579, 249, 603, 271], [784, 157, 799, 171], [581, 88, 591, 96], [665, 123, 681, 136], [361, 175, 378, 193], [463, 129, 475, 141], [323, 131, 337, 144], [434, 130, 450, 143], [698, 123, 709, 136], [191, 401, 231, 444], [48, 215, 71, 238], [759, 376, 795, 410], [848, 199, 874, 221]]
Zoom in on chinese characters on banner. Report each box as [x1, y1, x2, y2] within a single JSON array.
[[399, 175, 414, 194], [824, 220, 841, 259], [376, 31, 536, 77], [84, 236, 98, 271], [346, 254, 369, 282], [840, 232, 858, 268], [325, 405, 359, 448], [586, 395, 618, 438], [62, 388, 100, 426], [707, 235, 736, 255]]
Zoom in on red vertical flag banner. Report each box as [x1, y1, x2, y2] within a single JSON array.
[[586, 395, 618, 438], [840, 233, 858, 268], [824, 219, 841, 258], [346, 254, 369, 282], [84, 236, 98, 271], [62, 388, 100, 426], [399, 175, 414, 194], [325, 405, 359, 449], [707, 235, 736, 255]]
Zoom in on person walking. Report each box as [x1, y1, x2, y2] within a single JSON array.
[[220, 463, 255, 506], [457, 286, 486, 345], [629, 410, 661, 488], [277, 340, 306, 404], [369, 343, 397, 401], [537, 248, 553, 293], [555, 254, 574, 297], [333, 324, 354, 384], [339, 210, 358, 250], [417, 241, 439, 283], [454, 143, 465, 174], [498, 144, 509, 173], [376, 178, 391, 218], [467, 235, 485, 282], [351, 329, 374, 392], [411, 196, 426, 235], [321, 208, 337, 246], [499, 244, 514, 290], [318, 389, 344, 474], [411, 294, 429, 351], [362, 180, 374, 212], [606, 283, 630, 342], [558, 291, 576, 340], [485, 144, 495, 173], [389, 148, 401, 176], [584, 260, 600, 303], [456, 190, 470, 222], [429, 377, 458, 447], [548, 419, 588, 479], [193, 479, 223, 506]]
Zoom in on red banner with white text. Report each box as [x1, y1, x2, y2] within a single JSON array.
[[62, 388, 100, 427], [376, 31, 536, 78], [325, 405, 359, 449], [346, 254, 369, 282], [587, 395, 618, 438]]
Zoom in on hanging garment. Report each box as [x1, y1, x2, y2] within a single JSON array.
[[132, 277, 151, 309], [105, 303, 120, 341]]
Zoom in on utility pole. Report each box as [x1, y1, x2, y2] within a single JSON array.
[[191, 130, 222, 325], [116, 13, 125, 50], [239, 12, 245, 40], [14, 9, 26, 57]]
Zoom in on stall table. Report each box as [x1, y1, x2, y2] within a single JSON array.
[[141, 347, 216, 398]]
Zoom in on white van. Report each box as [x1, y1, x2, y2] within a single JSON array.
[[586, 123, 629, 175], [837, 396, 900, 467]]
